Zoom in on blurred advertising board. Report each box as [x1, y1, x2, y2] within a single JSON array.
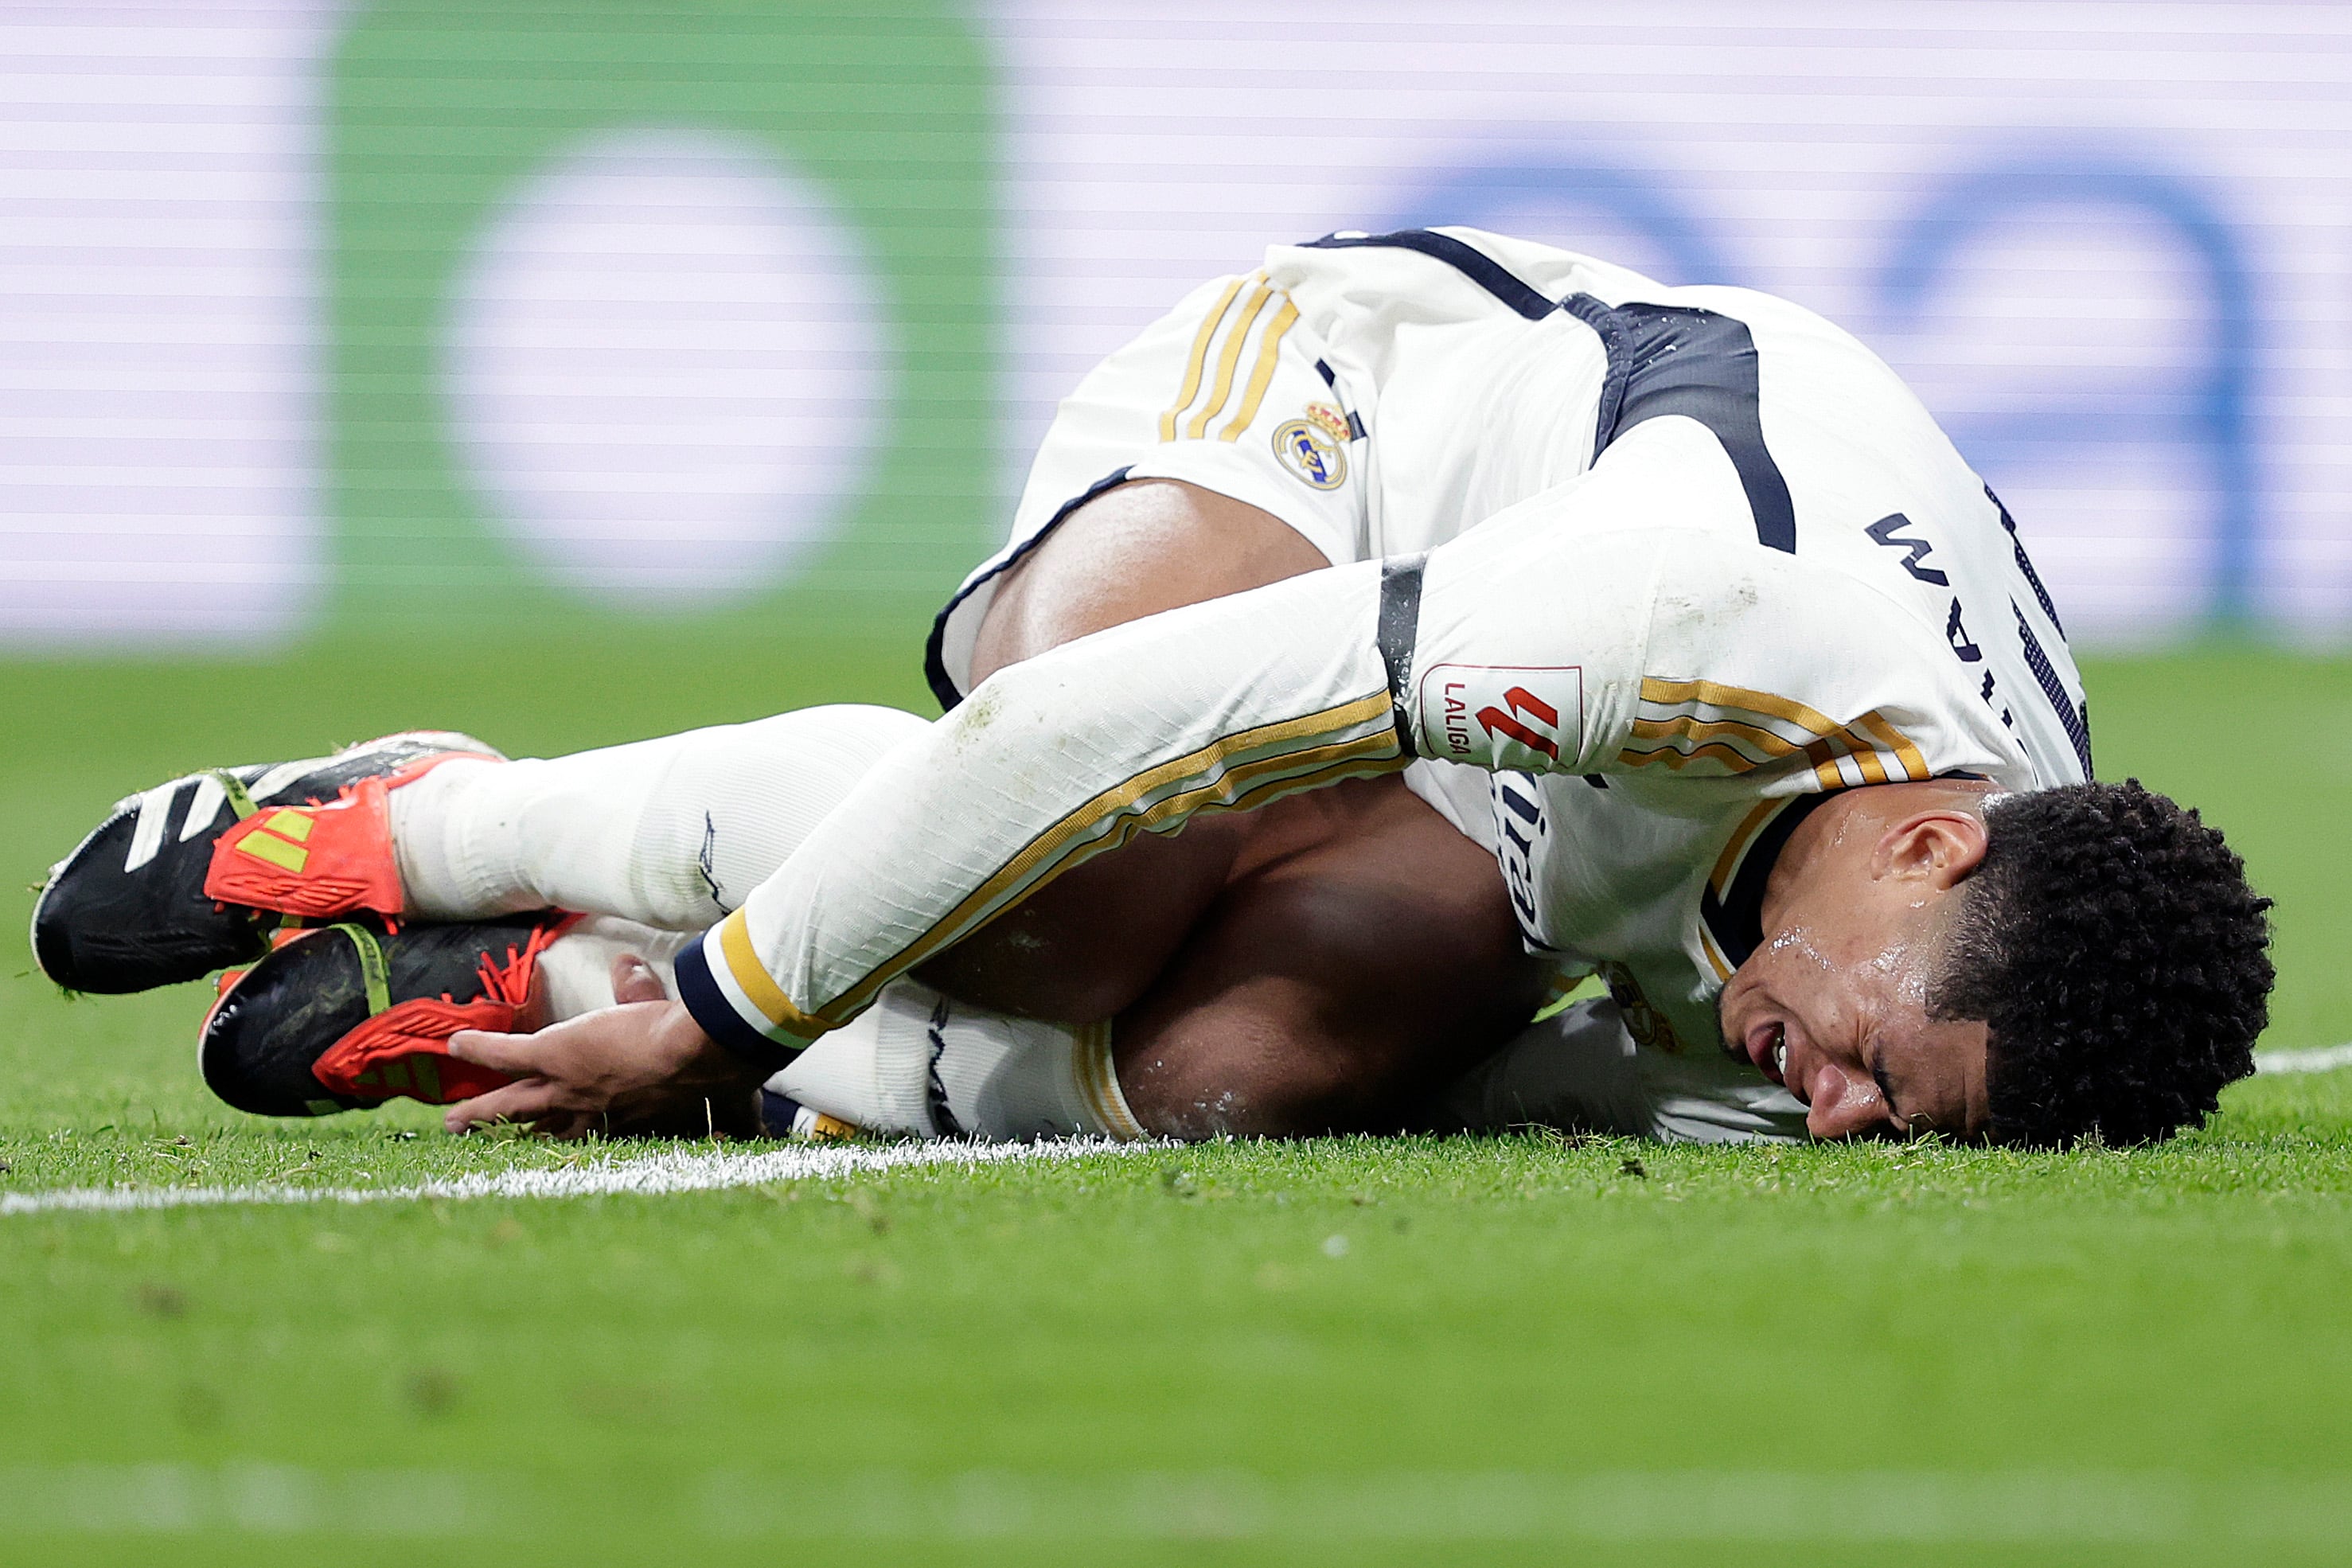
[[3, 2, 2350, 648]]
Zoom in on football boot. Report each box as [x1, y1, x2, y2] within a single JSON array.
[[199, 913, 575, 1117], [31, 731, 501, 995]]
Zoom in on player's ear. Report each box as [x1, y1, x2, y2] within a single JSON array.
[[1870, 810, 1988, 889]]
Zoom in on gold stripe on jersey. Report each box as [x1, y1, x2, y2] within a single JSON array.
[[818, 690, 1406, 1024], [1619, 739, 1776, 773], [717, 908, 828, 1036], [1801, 711, 1929, 790], [1622, 678, 1827, 773], [1185, 281, 1275, 439], [1130, 727, 1402, 835], [1624, 715, 1805, 772], [1074, 1020, 1146, 1140], [1854, 710, 1930, 781], [1219, 298, 1299, 442], [1699, 925, 1734, 982], [1159, 273, 1252, 443], [1698, 798, 1804, 981], [1624, 678, 1927, 786], [1629, 714, 1801, 754], [1806, 735, 1886, 788], [1636, 678, 1839, 739], [1699, 794, 1812, 981], [1707, 798, 1784, 900]]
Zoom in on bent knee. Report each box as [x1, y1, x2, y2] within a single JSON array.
[[969, 478, 1328, 679]]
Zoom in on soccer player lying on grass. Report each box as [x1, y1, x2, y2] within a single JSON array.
[[34, 228, 2274, 1147]]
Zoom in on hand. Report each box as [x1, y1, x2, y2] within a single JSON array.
[[442, 996, 763, 1141]]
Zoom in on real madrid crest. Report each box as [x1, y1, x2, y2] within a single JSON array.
[[1273, 401, 1352, 490], [1600, 961, 1684, 1055]]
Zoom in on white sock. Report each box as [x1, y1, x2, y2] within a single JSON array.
[[532, 917, 697, 1019], [770, 978, 1148, 1141], [524, 926, 1144, 1144], [390, 704, 930, 926]]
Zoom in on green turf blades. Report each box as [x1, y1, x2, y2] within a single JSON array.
[[3, 640, 2350, 1564], [4, 1126, 2352, 1563]]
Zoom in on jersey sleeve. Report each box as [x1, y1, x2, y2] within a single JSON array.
[[1398, 418, 2025, 804], [672, 559, 1410, 1063], [672, 416, 2018, 1066]]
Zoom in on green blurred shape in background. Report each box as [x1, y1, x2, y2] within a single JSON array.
[[327, 0, 997, 645]]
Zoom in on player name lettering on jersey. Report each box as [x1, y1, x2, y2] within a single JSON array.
[[1418, 665, 1582, 770]]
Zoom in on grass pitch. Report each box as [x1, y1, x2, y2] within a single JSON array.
[[2, 635, 2350, 1566]]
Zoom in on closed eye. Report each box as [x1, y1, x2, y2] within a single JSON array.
[[1870, 1057, 1910, 1133]]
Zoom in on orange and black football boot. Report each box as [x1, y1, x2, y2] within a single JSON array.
[[200, 914, 573, 1117], [31, 731, 501, 995]]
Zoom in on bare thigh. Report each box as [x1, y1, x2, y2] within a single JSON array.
[[912, 478, 1545, 1135], [1113, 776, 1547, 1137], [912, 478, 1327, 1019]]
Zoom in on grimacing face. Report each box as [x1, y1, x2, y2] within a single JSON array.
[[1714, 782, 1998, 1141]]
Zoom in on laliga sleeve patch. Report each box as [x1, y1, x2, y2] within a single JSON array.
[[1418, 665, 1583, 770]]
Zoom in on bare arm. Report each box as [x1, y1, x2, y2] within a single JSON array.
[[445, 478, 1539, 1137]]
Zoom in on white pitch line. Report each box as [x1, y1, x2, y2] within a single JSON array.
[[2254, 1043, 2352, 1075], [9, 1041, 2346, 1217], [0, 1137, 1149, 1218], [4, 1464, 2350, 1542]]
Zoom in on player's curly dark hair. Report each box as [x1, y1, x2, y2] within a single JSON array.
[[1928, 779, 2273, 1147]]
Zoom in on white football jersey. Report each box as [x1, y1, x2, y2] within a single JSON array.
[[905, 228, 2093, 1140]]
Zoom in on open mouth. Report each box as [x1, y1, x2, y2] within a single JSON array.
[[1742, 1020, 1789, 1086]]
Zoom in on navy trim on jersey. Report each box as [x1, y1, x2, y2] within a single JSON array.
[[673, 938, 802, 1074], [1304, 354, 1367, 436], [2014, 601, 2094, 778], [1299, 230, 1796, 554], [922, 466, 1135, 710], [1699, 792, 1836, 970], [1566, 295, 1797, 555], [1987, 485, 2066, 637], [1376, 553, 1427, 759], [1304, 229, 1558, 320]]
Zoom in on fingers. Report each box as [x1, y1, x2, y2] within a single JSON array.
[[440, 1000, 691, 1140], [447, 1028, 544, 1076], [443, 1076, 571, 1134]]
